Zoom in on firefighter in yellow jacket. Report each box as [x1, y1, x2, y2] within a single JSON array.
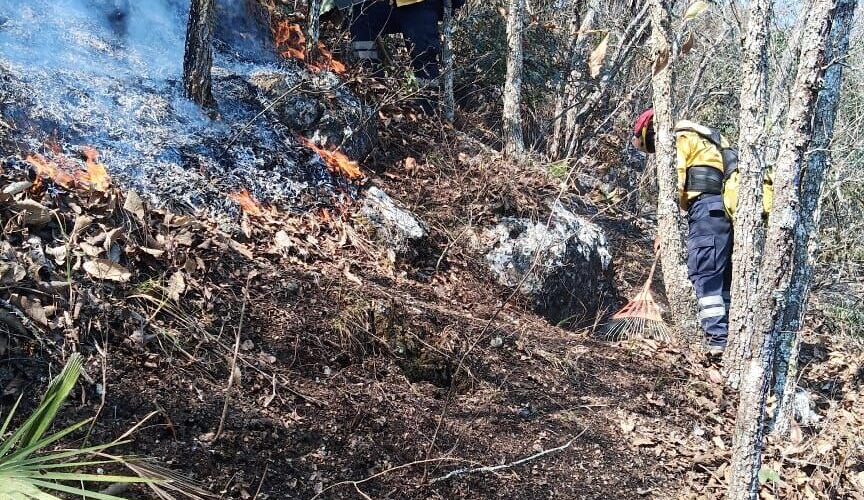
[[632, 109, 731, 354]]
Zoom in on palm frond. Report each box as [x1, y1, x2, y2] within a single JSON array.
[[0, 353, 212, 499]]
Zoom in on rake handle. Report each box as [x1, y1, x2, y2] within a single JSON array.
[[642, 252, 661, 293]]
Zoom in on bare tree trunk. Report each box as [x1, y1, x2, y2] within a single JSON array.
[[562, 2, 649, 159], [771, 0, 858, 436], [183, 0, 216, 108], [548, 0, 594, 159], [648, 0, 698, 337], [306, 0, 322, 63], [548, 0, 585, 158], [442, 0, 455, 123], [765, 0, 814, 162], [503, 0, 526, 157], [726, 2, 837, 498], [722, 0, 773, 390]]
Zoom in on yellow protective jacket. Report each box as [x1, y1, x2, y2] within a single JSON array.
[[395, 0, 424, 6], [674, 120, 728, 210]]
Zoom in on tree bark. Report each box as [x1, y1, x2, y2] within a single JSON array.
[[726, 2, 837, 498], [503, 0, 526, 157], [771, 0, 858, 436], [442, 0, 456, 123], [647, 0, 698, 338], [765, 0, 814, 162], [183, 0, 216, 108], [306, 0, 323, 63], [722, 0, 773, 390], [562, 2, 649, 159], [548, 0, 593, 159]]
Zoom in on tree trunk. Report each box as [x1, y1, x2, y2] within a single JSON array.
[[771, 0, 858, 436], [722, 0, 773, 390], [183, 0, 216, 108], [503, 0, 526, 157], [306, 0, 322, 63], [647, 0, 698, 338], [548, 0, 594, 159], [562, 2, 649, 159], [442, 0, 455, 123], [765, 0, 814, 162], [726, 2, 837, 498]]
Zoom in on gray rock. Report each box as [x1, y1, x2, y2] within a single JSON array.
[[484, 202, 616, 327], [360, 187, 427, 257]]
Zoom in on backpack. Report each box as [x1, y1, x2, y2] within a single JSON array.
[[674, 125, 774, 220]]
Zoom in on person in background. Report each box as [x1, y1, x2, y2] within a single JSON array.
[[328, 0, 461, 111], [631, 108, 732, 355]]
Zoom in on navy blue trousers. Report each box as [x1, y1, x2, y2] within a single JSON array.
[[348, 0, 441, 80], [686, 194, 733, 345]]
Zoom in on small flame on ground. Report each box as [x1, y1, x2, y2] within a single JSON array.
[[25, 147, 111, 192], [298, 137, 363, 181], [272, 22, 346, 74], [229, 189, 265, 217], [82, 147, 111, 192]]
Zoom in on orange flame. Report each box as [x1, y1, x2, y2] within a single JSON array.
[[298, 137, 363, 180], [25, 147, 112, 192], [25, 154, 77, 190], [82, 148, 111, 192], [272, 21, 346, 74], [229, 189, 265, 217]]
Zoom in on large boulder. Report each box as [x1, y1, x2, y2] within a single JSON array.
[[484, 202, 616, 327], [359, 187, 428, 258]]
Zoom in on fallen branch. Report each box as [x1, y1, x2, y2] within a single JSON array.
[[310, 457, 472, 500], [430, 428, 587, 484]]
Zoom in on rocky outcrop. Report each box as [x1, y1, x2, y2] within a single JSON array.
[[359, 187, 427, 258], [484, 202, 615, 327]]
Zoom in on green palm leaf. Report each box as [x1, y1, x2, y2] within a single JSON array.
[[0, 353, 212, 499]]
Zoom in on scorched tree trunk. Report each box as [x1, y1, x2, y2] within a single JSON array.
[[183, 0, 216, 108]]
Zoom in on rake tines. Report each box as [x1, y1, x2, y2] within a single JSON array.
[[601, 254, 672, 342]]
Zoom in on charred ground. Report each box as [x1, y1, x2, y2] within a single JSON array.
[[0, 109, 861, 500]]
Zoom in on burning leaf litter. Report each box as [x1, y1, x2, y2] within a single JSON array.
[[299, 137, 364, 180], [272, 21, 347, 74], [25, 147, 111, 193]]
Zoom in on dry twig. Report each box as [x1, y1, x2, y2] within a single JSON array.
[[429, 428, 588, 483], [214, 276, 249, 441]]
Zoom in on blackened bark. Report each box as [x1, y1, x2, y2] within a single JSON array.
[[723, 0, 773, 390], [771, 0, 858, 436], [647, 0, 698, 338], [183, 0, 216, 108], [726, 1, 837, 498], [503, 0, 525, 157]]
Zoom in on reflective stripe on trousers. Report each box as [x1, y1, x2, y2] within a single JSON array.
[[686, 194, 733, 344]]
